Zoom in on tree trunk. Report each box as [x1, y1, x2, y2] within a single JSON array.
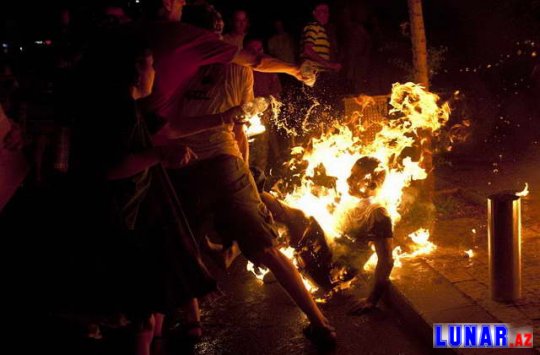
[[408, 0, 429, 89], [408, 0, 434, 214]]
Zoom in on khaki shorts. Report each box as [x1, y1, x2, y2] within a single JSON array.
[[169, 155, 278, 259]]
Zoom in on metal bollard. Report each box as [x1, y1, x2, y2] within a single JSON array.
[[487, 192, 522, 302]]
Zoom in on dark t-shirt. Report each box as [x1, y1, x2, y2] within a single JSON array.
[[143, 21, 238, 122]]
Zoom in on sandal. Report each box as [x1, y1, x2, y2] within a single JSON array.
[[303, 323, 337, 349]]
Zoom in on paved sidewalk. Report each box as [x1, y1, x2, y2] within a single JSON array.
[[383, 146, 540, 352]]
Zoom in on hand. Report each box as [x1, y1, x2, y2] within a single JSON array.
[[178, 145, 198, 166], [289, 65, 305, 82], [222, 106, 246, 125], [160, 145, 198, 167], [2, 123, 24, 151], [348, 297, 376, 315]]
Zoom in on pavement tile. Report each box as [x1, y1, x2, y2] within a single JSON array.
[[392, 262, 473, 316], [423, 305, 497, 324]]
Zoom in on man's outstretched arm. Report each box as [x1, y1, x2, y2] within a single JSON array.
[[232, 50, 303, 81]]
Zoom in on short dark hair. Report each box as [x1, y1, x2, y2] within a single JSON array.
[[353, 156, 386, 189], [182, 5, 217, 31]]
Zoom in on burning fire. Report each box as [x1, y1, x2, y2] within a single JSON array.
[[243, 97, 269, 137], [281, 82, 450, 241], [246, 260, 269, 281], [246, 246, 318, 293], [403, 228, 436, 257], [244, 114, 266, 137], [516, 183, 529, 197], [363, 228, 437, 273], [363, 244, 378, 272], [246, 82, 451, 292]]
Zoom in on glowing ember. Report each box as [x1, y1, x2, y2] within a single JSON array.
[[516, 183, 529, 197]]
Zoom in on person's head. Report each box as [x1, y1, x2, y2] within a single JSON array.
[[312, 2, 330, 25], [132, 51, 155, 99], [161, 0, 186, 21], [244, 36, 264, 56], [81, 29, 153, 100], [182, 4, 223, 36], [347, 157, 386, 198], [103, 3, 131, 25], [273, 19, 285, 34], [213, 10, 225, 36], [231, 9, 249, 35], [59, 8, 71, 26]]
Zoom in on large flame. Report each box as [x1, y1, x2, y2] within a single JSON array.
[[247, 82, 450, 291], [282, 82, 450, 241]]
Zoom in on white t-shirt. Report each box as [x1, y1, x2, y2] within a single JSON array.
[[171, 63, 254, 164]]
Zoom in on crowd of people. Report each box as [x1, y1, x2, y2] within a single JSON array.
[[0, 1, 394, 354]]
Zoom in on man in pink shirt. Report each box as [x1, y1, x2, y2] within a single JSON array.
[[146, 1, 336, 347]]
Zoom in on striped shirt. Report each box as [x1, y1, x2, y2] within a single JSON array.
[[302, 21, 330, 60]]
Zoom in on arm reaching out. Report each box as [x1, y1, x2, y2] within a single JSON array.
[[232, 50, 304, 82], [349, 238, 394, 315]]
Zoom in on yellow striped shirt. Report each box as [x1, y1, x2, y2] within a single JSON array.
[[302, 21, 330, 60]]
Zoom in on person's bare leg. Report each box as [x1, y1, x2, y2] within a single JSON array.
[[252, 247, 331, 328], [223, 241, 241, 269], [151, 313, 165, 354], [153, 313, 164, 338], [260, 192, 310, 247], [182, 298, 202, 338], [135, 314, 155, 355]]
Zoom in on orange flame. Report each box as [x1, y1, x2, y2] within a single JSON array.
[[247, 83, 450, 291], [516, 183, 529, 197]]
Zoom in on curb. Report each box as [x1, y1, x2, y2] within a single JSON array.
[[382, 258, 540, 354]]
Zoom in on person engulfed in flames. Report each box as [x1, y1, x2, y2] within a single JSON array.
[[248, 156, 396, 310], [212, 157, 394, 312], [338, 156, 395, 314]]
